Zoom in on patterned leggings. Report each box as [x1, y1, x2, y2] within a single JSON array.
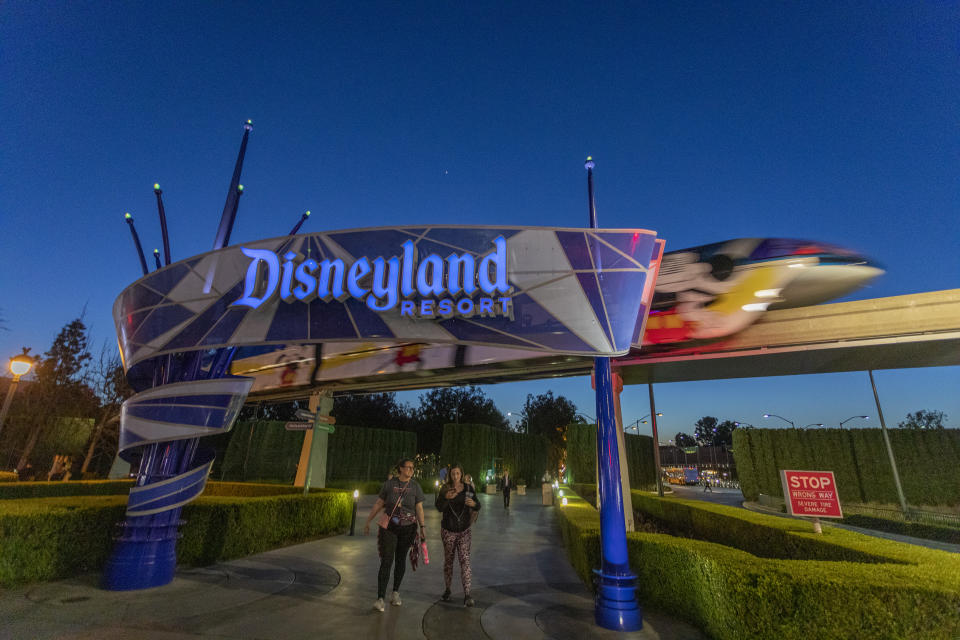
[[441, 527, 472, 595]]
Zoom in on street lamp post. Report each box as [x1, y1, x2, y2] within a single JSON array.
[[576, 412, 596, 423], [626, 412, 663, 434], [803, 423, 825, 429], [0, 350, 34, 443], [733, 421, 755, 429], [839, 415, 869, 428], [763, 413, 795, 428]]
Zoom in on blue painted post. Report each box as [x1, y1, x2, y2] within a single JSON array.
[[586, 156, 642, 631]]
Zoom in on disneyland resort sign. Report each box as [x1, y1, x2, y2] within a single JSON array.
[[233, 236, 511, 318]]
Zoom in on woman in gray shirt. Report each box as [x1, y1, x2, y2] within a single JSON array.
[[363, 457, 426, 611]]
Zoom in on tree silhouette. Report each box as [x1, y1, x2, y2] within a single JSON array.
[[898, 410, 947, 430]]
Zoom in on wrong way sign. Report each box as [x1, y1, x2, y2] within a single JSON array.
[[780, 470, 843, 518]]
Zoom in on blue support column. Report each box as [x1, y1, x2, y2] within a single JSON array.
[[593, 357, 642, 630]]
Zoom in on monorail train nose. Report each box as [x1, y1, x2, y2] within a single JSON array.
[[763, 241, 884, 309]]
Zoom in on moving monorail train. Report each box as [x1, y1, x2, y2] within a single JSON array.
[[643, 237, 884, 344], [231, 237, 883, 395]]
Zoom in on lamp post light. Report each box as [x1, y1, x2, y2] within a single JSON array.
[[803, 423, 825, 429], [733, 421, 754, 429], [0, 350, 34, 442], [762, 413, 795, 428], [575, 412, 596, 423], [839, 415, 869, 429], [626, 412, 663, 434]]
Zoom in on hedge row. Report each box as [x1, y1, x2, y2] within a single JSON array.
[[325, 479, 435, 495], [438, 422, 549, 486], [734, 428, 960, 506], [556, 486, 960, 639], [326, 424, 417, 481], [0, 489, 351, 586], [0, 480, 310, 501], [842, 514, 960, 545], [565, 423, 656, 490], [218, 421, 417, 483], [0, 471, 17, 483]]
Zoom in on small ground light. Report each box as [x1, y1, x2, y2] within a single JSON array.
[[435, 480, 439, 488], [558, 489, 564, 497], [349, 490, 359, 535], [561, 497, 568, 506]]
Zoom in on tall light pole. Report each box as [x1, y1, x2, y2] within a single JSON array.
[[839, 415, 869, 428], [763, 413, 795, 428], [0, 350, 34, 443], [576, 412, 596, 423]]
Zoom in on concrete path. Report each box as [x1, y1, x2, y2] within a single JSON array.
[[0, 490, 705, 640]]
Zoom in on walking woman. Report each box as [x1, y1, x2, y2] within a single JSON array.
[[363, 458, 427, 612], [435, 463, 480, 607]]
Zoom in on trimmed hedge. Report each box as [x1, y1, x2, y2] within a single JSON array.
[[0, 480, 309, 501], [734, 427, 960, 506], [439, 422, 549, 486], [0, 479, 136, 500], [218, 421, 417, 483], [0, 489, 351, 586], [565, 423, 656, 490], [555, 486, 960, 639], [0, 471, 18, 483], [325, 479, 436, 495], [842, 513, 960, 545]]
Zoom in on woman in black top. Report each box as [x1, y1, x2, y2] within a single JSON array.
[[435, 463, 480, 606]]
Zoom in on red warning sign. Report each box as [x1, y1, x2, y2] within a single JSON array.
[[780, 470, 843, 518]]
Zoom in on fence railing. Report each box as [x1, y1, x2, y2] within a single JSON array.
[[842, 503, 960, 528]]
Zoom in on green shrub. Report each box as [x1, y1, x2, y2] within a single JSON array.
[[842, 514, 960, 545], [0, 471, 17, 483], [325, 479, 435, 495], [0, 480, 310, 501], [0, 479, 135, 500], [0, 490, 352, 586], [556, 486, 960, 639]]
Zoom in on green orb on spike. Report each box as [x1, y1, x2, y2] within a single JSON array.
[[124, 212, 132, 220], [305, 210, 311, 217], [246, 119, 252, 124], [586, 156, 592, 161], [238, 185, 244, 192], [153, 249, 159, 254], [153, 183, 160, 190]]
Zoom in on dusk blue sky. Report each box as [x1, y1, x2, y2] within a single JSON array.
[[2, 2, 957, 441]]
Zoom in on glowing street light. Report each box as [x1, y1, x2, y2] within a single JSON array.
[[0, 350, 34, 441], [839, 415, 869, 429], [803, 423, 825, 429], [626, 412, 663, 434], [763, 413, 795, 428]]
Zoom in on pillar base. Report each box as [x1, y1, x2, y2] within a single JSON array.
[[594, 569, 642, 631], [102, 516, 179, 591]]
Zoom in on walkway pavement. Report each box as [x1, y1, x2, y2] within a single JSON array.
[[0, 490, 705, 640]]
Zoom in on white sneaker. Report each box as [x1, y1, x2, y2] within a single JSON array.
[[390, 591, 402, 606], [373, 598, 385, 611]]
